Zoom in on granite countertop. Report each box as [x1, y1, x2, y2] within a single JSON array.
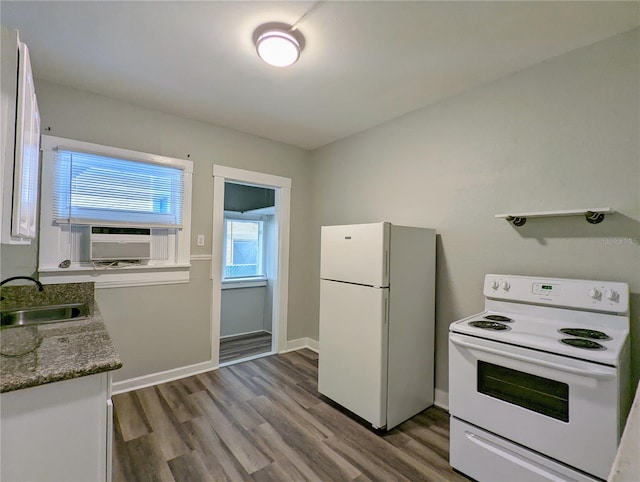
[[0, 282, 122, 393]]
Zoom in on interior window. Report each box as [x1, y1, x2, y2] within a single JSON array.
[[223, 219, 264, 279]]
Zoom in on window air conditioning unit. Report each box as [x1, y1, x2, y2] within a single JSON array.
[[89, 226, 152, 261]]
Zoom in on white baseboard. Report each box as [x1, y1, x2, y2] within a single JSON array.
[[282, 338, 306, 352], [220, 329, 270, 340], [112, 360, 217, 395], [113, 337, 319, 395], [282, 337, 319, 353], [306, 338, 319, 352], [111, 338, 444, 412], [219, 350, 275, 368], [282, 338, 445, 412], [434, 388, 449, 411]]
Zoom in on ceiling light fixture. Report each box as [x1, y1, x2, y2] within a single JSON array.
[[254, 23, 305, 68]]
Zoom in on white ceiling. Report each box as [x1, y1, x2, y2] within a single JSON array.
[[2, 1, 639, 150]]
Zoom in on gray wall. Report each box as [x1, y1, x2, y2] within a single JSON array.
[[1, 244, 37, 279], [220, 286, 267, 337], [310, 29, 640, 399], [1, 79, 313, 382]]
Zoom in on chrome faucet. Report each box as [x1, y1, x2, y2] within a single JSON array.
[[0, 276, 44, 301]]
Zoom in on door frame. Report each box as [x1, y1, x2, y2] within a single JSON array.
[[211, 165, 291, 366]]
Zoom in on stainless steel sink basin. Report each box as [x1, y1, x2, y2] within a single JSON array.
[[0, 303, 89, 328]]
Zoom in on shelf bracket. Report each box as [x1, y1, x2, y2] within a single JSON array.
[[506, 216, 527, 227], [585, 211, 605, 224]]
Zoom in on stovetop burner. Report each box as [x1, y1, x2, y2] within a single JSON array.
[[559, 338, 606, 350], [450, 275, 629, 369], [468, 321, 510, 331], [484, 315, 514, 323], [559, 328, 611, 340]]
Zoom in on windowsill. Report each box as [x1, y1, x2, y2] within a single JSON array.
[[38, 262, 191, 273], [37, 263, 191, 288], [221, 277, 268, 290]]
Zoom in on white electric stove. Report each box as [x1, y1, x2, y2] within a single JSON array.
[[449, 274, 631, 482]]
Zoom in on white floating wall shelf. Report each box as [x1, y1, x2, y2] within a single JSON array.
[[495, 208, 615, 227]]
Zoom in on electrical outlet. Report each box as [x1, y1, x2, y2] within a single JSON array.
[[197, 234, 205, 246]]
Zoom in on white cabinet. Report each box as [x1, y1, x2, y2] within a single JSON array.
[[1, 26, 41, 244], [0, 373, 113, 482]]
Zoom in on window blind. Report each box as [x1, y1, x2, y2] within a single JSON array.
[[52, 149, 184, 227]]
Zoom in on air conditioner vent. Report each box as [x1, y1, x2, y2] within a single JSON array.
[[90, 226, 152, 261]]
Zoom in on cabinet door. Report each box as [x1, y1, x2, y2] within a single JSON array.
[[11, 40, 40, 239], [0, 373, 108, 482]]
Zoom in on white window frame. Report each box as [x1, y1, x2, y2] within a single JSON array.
[[222, 214, 267, 283], [38, 135, 193, 288]]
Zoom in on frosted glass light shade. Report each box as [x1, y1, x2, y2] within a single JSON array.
[[256, 30, 300, 67]]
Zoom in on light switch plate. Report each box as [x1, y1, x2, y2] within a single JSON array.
[[197, 234, 205, 246]]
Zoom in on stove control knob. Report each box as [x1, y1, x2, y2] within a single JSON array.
[[605, 290, 619, 302], [490, 281, 499, 290], [588, 288, 602, 300], [501, 281, 511, 291]]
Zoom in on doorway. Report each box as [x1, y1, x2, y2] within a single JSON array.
[[211, 165, 291, 367], [219, 182, 275, 363]]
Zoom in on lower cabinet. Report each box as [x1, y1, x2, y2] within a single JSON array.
[[0, 372, 113, 482]]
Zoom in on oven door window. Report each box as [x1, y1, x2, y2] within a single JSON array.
[[477, 361, 569, 422]]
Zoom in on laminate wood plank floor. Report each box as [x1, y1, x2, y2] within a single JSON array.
[[112, 349, 470, 482], [219, 331, 272, 364]]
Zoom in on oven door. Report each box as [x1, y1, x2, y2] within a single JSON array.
[[449, 333, 619, 480]]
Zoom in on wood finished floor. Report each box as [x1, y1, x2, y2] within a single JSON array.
[[219, 331, 272, 364], [112, 349, 470, 482]]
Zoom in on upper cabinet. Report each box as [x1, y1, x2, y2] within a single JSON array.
[[1, 27, 41, 244]]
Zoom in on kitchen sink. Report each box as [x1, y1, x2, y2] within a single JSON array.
[[0, 303, 89, 328]]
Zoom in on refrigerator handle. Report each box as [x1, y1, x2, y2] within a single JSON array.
[[383, 293, 388, 325]]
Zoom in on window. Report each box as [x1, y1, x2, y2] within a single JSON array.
[[38, 135, 193, 287], [223, 219, 264, 279], [52, 150, 184, 227]]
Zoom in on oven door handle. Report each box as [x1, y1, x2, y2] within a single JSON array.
[[450, 335, 616, 379]]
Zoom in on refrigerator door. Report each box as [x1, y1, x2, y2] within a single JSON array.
[[320, 222, 389, 287], [318, 279, 389, 428]]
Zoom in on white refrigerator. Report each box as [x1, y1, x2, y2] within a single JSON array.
[[318, 222, 436, 430]]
